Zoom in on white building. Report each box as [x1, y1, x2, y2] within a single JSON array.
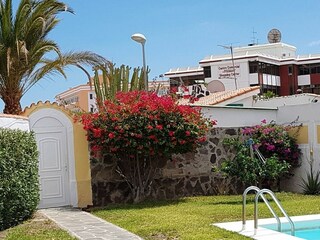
[[166, 41, 320, 96]]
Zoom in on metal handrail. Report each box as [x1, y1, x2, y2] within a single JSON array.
[[254, 189, 295, 236], [242, 186, 280, 232]]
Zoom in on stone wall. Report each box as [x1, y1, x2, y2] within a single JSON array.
[[91, 127, 244, 206]]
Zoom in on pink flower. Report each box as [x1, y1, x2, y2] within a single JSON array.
[[266, 144, 275, 151], [284, 148, 291, 153], [185, 131, 191, 136], [169, 131, 175, 137], [242, 128, 253, 135], [262, 128, 272, 135], [261, 119, 267, 124]]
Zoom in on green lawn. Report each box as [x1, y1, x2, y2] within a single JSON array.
[[92, 193, 320, 240], [1, 193, 320, 240], [1, 212, 76, 240]]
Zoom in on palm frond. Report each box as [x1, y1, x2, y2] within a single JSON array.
[[23, 51, 109, 95], [0, 0, 109, 114]]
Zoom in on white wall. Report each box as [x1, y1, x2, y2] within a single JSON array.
[[276, 103, 320, 192], [254, 94, 320, 108], [207, 60, 250, 91], [234, 43, 296, 58], [201, 106, 277, 127], [0, 114, 29, 131]]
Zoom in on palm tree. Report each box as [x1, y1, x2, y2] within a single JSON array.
[[0, 0, 109, 114]]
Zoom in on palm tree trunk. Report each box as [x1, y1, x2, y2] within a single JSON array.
[[3, 94, 22, 115]]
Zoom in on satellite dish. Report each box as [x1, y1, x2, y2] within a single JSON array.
[[267, 29, 281, 43]]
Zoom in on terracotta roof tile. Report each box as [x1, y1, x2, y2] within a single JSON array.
[[178, 86, 260, 106]]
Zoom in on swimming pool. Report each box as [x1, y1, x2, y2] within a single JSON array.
[[262, 219, 320, 240], [213, 214, 320, 240]]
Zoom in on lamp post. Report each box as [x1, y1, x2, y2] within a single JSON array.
[[131, 33, 148, 90], [218, 44, 238, 90]]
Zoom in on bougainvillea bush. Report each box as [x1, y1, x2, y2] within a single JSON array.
[[80, 90, 214, 202], [242, 120, 301, 168], [221, 121, 301, 188]]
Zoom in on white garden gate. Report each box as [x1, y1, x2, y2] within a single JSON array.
[[28, 108, 78, 208]]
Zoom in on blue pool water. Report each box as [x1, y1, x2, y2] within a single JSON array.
[[261, 219, 320, 240]]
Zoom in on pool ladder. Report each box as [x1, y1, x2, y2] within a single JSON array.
[[242, 186, 295, 236]]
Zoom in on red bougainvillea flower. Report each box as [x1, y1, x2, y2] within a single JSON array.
[[198, 137, 207, 142], [108, 132, 115, 139], [211, 120, 217, 125], [110, 147, 118, 152], [79, 90, 215, 160], [135, 134, 143, 138], [92, 128, 102, 138], [156, 125, 163, 130], [91, 145, 101, 152]]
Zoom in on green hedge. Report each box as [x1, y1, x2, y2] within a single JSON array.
[[0, 128, 39, 231]]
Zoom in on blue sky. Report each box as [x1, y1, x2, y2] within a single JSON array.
[[6, 0, 320, 111]]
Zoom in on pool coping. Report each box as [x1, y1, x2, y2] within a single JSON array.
[[213, 214, 320, 240]]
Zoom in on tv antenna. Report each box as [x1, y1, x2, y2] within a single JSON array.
[[218, 43, 238, 89], [251, 28, 258, 45]]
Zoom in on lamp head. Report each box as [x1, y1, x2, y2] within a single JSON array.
[[131, 33, 146, 44]]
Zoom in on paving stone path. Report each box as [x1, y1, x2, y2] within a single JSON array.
[[39, 208, 143, 240]]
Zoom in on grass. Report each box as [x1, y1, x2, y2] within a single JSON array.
[[1, 193, 320, 240], [0, 212, 76, 240], [92, 192, 320, 240]]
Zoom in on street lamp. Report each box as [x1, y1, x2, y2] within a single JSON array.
[[218, 44, 238, 90], [131, 33, 148, 90]]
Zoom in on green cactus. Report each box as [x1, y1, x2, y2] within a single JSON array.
[[93, 63, 150, 108]]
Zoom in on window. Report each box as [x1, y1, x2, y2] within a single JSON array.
[[259, 62, 279, 76], [64, 96, 79, 105], [203, 66, 211, 78], [299, 65, 310, 75], [249, 62, 258, 73], [89, 93, 93, 100], [288, 66, 293, 75], [297, 63, 320, 75]]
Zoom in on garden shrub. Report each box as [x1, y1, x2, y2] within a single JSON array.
[[80, 90, 214, 202], [299, 156, 320, 195], [241, 120, 301, 168], [0, 128, 39, 231], [221, 121, 301, 188]]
